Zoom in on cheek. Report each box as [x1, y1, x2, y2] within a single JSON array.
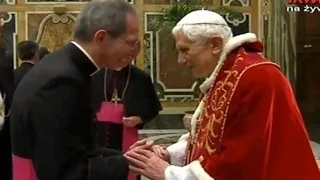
[[188, 52, 204, 66]]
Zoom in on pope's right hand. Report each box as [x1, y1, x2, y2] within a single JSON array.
[[151, 145, 170, 162]]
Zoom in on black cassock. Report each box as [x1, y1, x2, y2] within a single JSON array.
[[10, 43, 129, 180], [91, 65, 162, 151]]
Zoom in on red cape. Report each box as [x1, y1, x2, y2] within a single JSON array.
[[186, 42, 320, 180]]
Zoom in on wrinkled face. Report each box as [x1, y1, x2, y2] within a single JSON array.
[[174, 31, 223, 78], [93, 13, 140, 70]]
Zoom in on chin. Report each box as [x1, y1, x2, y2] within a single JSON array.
[[192, 71, 202, 78], [192, 69, 206, 78]]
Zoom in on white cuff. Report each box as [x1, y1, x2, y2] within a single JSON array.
[[166, 134, 188, 166], [164, 164, 196, 180], [164, 161, 214, 180], [189, 160, 214, 180]]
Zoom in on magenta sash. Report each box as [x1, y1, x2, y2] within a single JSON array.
[[96, 101, 138, 180], [12, 155, 38, 180]]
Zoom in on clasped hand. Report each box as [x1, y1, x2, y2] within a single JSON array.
[[124, 139, 171, 180], [123, 116, 142, 127]]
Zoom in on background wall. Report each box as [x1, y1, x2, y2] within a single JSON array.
[[269, 0, 297, 87]]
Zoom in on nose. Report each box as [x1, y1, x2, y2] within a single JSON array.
[[178, 54, 187, 65]]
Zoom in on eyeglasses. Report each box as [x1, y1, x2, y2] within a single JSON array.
[[119, 38, 140, 48]]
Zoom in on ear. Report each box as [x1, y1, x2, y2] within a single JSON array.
[[210, 36, 223, 55], [93, 29, 108, 44]]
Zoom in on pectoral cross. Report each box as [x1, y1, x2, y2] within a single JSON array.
[[111, 89, 121, 105]]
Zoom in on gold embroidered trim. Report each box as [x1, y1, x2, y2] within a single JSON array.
[[185, 53, 279, 163], [218, 61, 279, 144]]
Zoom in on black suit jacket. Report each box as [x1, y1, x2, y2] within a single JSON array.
[[10, 43, 129, 180], [13, 62, 34, 86]]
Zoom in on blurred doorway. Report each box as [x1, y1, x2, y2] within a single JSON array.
[[296, 11, 320, 142]]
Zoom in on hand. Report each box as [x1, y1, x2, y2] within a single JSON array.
[[124, 148, 170, 180], [151, 145, 170, 162], [128, 139, 154, 151], [123, 116, 142, 127]]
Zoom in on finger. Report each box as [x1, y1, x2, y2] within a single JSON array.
[[135, 149, 154, 158], [123, 116, 133, 121], [152, 147, 162, 157], [126, 150, 150, 162], [153, 150, 164, 159], [160, 144, 168, 149], [137, 142, 154, 150], [125, 154, 147, 168], [122, 117, 129, 121], [129, 165, 144, 175], [159, 147, 167, 155], [129, 139, 147, 149]]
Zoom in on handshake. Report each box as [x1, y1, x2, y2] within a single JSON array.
[[124, 139, 171, 180]]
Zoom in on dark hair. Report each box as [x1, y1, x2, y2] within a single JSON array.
[[17, 40, 39, 61], [38, 47, 50, 60], [74, 0, 138, 43]]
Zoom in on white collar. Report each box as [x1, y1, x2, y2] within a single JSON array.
[[71, 41, 100, 76], [21, 61, 35, 65]]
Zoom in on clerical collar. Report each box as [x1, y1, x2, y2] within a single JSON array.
[[21, 61, 35, 65], [71, 41, 100, 76]]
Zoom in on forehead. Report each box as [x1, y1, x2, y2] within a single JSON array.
[[123, 13, 139, 40]]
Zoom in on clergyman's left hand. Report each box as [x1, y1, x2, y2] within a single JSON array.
[[124, 148, 170, 180], [123, 116, 142, 127]]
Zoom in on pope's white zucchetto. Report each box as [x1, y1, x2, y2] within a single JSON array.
[[176, 9, 228, 26]]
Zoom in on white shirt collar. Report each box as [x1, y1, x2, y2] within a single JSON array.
[[22, 61, 35, 65], [71, 41, 100, 76]]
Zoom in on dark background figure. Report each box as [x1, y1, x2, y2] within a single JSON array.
[[13, 40, 39, 87], [91, 65, 162, 151], [38, 47, 50, 61], [0, 46, 15, 180], [10, 0, 140, 179]]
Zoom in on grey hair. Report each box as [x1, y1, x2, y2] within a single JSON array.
[[74, 0, 138, 42], [172, 24, 233, 44]]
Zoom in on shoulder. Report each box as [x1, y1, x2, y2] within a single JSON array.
[[237, 63, 291, 95], [17, 58, 82, 95]]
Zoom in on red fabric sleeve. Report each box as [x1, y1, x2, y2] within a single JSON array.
[[199, 64, 320, 180]]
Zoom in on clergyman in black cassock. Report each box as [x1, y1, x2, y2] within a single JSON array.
[[91, 65, 162, 151], [11, 0, 141, 179], [10, 42, 129, 180]]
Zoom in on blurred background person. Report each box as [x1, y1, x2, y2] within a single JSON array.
[[13, 40, 39, 86], [38, 46, 50, 61]]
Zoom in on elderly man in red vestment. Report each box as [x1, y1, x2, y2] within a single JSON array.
[[124, 10, 320, 180]]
